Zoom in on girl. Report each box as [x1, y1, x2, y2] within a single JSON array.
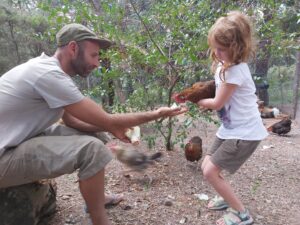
[[198, 11, 268, 225]]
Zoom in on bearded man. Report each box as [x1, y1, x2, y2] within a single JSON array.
[[0, 23, 186, 225]]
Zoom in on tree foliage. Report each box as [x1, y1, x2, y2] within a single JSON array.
[[0, 0, 299, 149], [0, 0, 52, 74]]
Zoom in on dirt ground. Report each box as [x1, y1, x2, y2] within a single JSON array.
[[47, 116, 300, 225]]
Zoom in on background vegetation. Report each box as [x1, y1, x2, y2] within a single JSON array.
[[1, 0, 299, 149]]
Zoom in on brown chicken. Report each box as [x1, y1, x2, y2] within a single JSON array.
[[109, 144, 162, 172], [184, 136, 202, 162], [172, 80, 216, 104], [267, 118, 292, 135]]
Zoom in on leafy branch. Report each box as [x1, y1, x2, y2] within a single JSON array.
[[128, 0, 181, 106], [129, 0, 182, 150]]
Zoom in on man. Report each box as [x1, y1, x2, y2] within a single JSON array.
[[0, 23, 186, 225]]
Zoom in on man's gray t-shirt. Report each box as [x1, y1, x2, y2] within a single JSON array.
[[0, 53, 84, 153]]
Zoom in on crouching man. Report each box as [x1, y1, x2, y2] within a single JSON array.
[[0, 23, 187, 225]]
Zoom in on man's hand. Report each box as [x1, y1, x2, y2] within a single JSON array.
[[110, 126, 131, 143], [109, 106, 187, 143], [156, 105, 188, 117]]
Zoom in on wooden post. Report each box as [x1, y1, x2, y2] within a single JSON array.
[[292, 40, 300, 119]]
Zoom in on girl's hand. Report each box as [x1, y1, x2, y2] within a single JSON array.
[[197, 99, 207, 108]]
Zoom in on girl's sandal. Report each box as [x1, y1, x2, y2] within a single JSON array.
[[216, 208, 254, 225], [208, 195, 229, 211]]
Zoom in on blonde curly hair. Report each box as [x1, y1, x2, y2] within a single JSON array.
[[208, 11, 256, 80]]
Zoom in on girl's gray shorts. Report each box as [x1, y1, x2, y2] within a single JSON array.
[[208, 137, 261, 174]]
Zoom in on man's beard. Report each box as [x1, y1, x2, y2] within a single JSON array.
[[71, 49, 91, 77]]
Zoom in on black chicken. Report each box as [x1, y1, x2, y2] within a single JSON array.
[[267, 118, 292, 135]]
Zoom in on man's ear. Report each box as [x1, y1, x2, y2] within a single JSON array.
[[68, 41, 78, 57]]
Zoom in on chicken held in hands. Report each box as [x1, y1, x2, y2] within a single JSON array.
[[267, 118, 292, 136], [109, 144, 162, 172], [172, 80, 216, 104], [184, 136, 202, 162]]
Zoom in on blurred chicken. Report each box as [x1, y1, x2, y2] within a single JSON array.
[[267, 118, 292, 135], [184, 136, 202, 162], [172, 80, 216, 104], [257, 101, 289, 119], [260, 107, 280, 118], [258, 103, 280, 118], [109, 144, 162, 172]]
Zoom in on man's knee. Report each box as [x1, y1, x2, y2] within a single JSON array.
[[76, 137, 113, 180], [78, 136, 110, 159]]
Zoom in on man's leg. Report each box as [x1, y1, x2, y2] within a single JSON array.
[[44, 124, 123, 206], [0, 135, 114, 225], [80, 169, 111, 225], [0, 135, 112, 187]]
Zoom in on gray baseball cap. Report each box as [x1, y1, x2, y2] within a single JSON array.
[[56, 23, 112, 49]]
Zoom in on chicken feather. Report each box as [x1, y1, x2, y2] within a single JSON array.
[[267, 118, 292, 135], [184, 136, 202, 162], [109, 144, 162, 172], [173, 80, 216, 104]]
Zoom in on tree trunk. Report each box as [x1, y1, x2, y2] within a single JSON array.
[[113, 79, 126, 104], [7, 19, 21, 64], [0, 179, 57, 225], [86, 77, 91, 92], [254, 39, 271, 105], [89, 0, 103, 15]]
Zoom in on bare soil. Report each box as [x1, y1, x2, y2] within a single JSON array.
[[48, 116, 300, 225]]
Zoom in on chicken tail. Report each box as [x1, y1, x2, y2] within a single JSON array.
[[148, 152, 162, 161]]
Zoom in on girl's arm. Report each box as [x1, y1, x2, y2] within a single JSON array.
[[197, 82, 237, 110]]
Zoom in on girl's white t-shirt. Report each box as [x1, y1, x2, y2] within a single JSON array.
[[215, 63, 268, 140]]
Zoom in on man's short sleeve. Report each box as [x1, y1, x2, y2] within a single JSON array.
[[34, 71, 84, 108]]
